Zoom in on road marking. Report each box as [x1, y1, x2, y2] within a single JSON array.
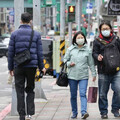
[[0, 104, 11, 120]]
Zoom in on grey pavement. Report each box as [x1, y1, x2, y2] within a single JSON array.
[[3, 75, 120, 120], [0, 57, 12, 113]]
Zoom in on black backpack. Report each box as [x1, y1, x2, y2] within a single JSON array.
[[97, 36, 120, 74]]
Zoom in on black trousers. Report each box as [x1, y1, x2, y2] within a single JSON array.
[[14, 67, 37, 116]]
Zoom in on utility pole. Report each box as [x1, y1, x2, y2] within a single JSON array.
[[60, 0, 65, 67], [68, 0, 72, 45], [14, 0, 24, 30], [88, 0, 91, 38], [11, 0, 24, 116], [53, 7, 56, 31], [33, 0, 41, 32], [33, 0, 47, 100], [117, 16, 120, 36], [77, 0, 82, 31], [96, 0, 101, 29], [60, 0, 65, 40]]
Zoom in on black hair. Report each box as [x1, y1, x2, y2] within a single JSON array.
[[72, 31, 87, 45], [99, 21, 112, 31], [21, 12, 32, 23]]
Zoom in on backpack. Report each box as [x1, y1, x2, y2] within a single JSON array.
[[97, 36, 120, 74]]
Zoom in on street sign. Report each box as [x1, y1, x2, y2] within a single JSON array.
[[9, 11, 14, 16], [43, 0, 56, 6], [46, 0, 52, 5], [87, 2, 93, 9], [113, 22, 118, 32], [108, 0, 120, 15], [86, 2, 93, 14]]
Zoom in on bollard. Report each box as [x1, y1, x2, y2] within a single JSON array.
[[34, 69, 47, 99], [35, 81, 47, 100], [11, 81, 18, 116]]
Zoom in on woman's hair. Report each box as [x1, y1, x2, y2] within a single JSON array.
[[72, 31, 87, 45], [99, 21, 112, 31]]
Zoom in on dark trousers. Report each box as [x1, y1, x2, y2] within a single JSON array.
[[98, 71, 120, 115], [14, 67, 37, 116]]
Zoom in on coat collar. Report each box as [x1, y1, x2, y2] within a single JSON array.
[[19, 24, 31, 29], [69, 44, 88, 51]]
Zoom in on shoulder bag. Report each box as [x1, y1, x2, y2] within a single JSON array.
[[56, 62, 68, 87]]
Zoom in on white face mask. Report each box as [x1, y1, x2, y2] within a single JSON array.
[[76, 38, 85, 45], [101, 30, 111, 37]]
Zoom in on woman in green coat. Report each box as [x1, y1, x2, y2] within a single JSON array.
[[64, 31, 96, 119]]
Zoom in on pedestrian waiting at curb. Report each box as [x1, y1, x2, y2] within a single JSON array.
[[64, 31, 96, 119], [92, 21, 120, 119], [8, 12, 46, 120]]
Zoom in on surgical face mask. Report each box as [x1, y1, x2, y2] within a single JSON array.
[[76, 38, 85, 45], [101, 30, 111, 37]]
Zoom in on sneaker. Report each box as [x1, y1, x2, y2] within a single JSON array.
[[26, 115, 32, 120], [101, 114, 108, 119], [71, 114, 77, 119], [81, 113, 89, 119], [111, 110, 120, 117]]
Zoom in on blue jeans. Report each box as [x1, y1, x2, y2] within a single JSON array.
[[69, 79, 88, 116], [98, 71, 120, 115]]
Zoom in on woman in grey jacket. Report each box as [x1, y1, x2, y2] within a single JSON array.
[[64, 31, 96, 119]]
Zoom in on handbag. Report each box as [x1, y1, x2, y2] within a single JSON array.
[[88, 87, 98, 103], [56, 62, 68, 87], [14, 30, 34, 66]]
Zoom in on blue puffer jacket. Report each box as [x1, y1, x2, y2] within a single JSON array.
[[8, 24, 44, 70]]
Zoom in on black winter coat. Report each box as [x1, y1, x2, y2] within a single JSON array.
[[92, 34, 120, 74], [8, 25, 44, 70]]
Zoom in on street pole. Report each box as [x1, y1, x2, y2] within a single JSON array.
[[96, 0, 100, 29], [60, 0, 65, 40], [53, 7, 56, 31], [60, 0, 65, 67], [14, 0, 24, 30], [33, 0, 47, 100], [117, 16, 120, 36], [77, 0, 82, 31], [11, 0, 24, 116], [68, 0, 72, 45], [88, 0, 91, 38], [33, 0, 41, 32]]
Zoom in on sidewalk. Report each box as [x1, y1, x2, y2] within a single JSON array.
[[4, 76, 120, 120]]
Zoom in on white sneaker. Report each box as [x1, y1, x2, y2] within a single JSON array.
[[26, 115, 32, 120]]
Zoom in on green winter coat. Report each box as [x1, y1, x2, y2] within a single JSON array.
[[64, 44, 96, 80]]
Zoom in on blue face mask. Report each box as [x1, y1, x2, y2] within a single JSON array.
[[101, 30, 111, 37]]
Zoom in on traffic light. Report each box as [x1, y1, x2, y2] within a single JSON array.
[[68, 5, 75, 22]]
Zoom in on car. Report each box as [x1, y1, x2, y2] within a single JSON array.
[[41, 37, 54, 76], [0, 37, 10, 57]]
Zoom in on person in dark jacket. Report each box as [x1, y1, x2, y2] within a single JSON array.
[[92, 22, 120, 119], [8, 12, 46, 120]]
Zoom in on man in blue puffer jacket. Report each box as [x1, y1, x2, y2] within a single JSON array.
[[8, 12, 46, 120]]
